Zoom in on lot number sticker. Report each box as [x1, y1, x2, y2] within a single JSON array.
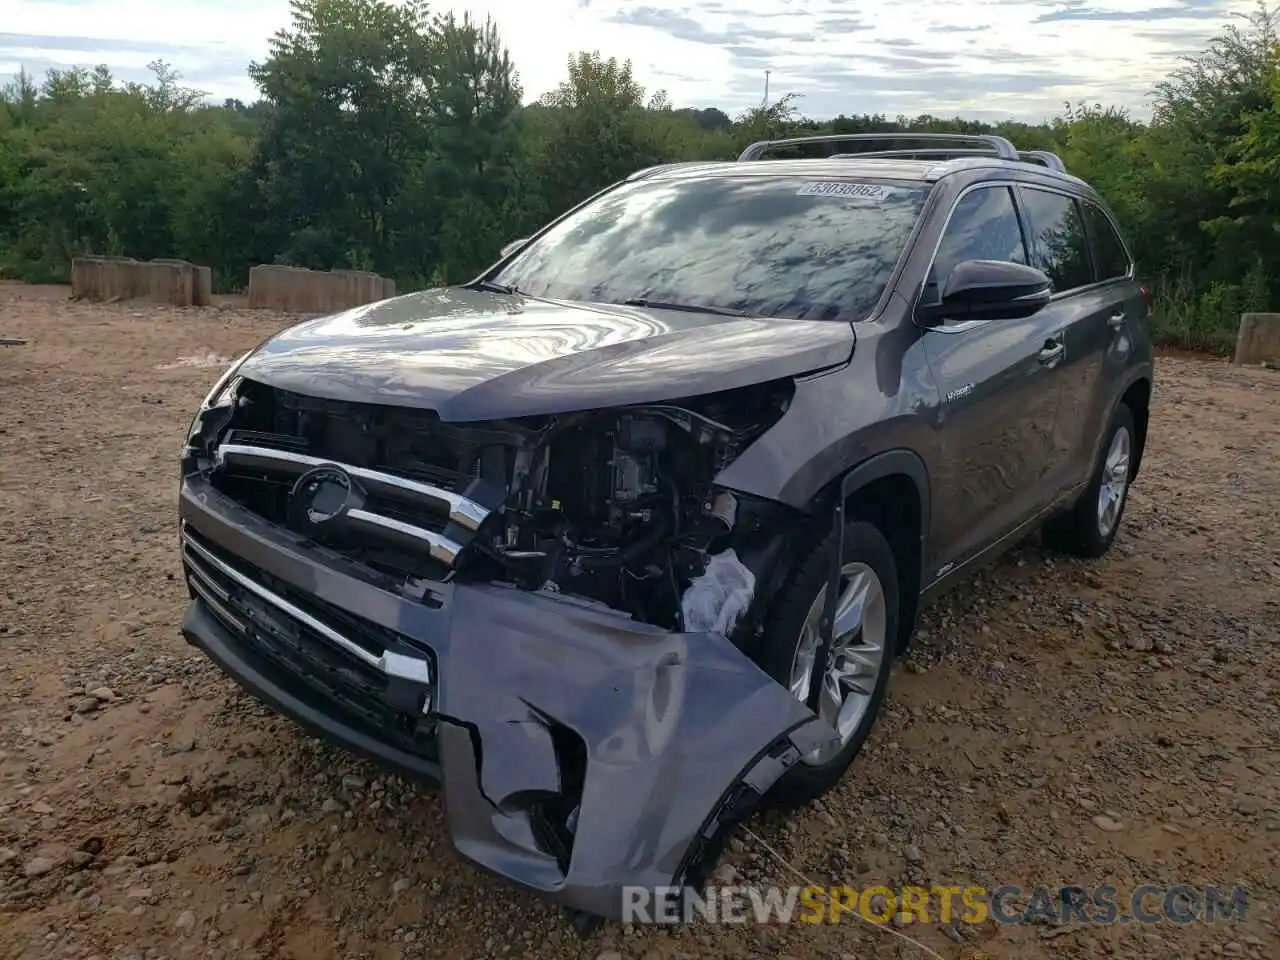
[[797, 181, 902, 201]]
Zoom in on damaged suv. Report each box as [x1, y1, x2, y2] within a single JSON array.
[[178, 133, 1153, 923]]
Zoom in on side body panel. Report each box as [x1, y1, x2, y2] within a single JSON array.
[[918, 305, 1066, 573], [718, 167, 1155, 594]]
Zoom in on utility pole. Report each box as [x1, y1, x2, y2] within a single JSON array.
[[762, 69, 771, 108]]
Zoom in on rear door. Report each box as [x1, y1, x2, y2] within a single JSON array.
[[919, 183, 1067, 575], [1074, 201, 1146, 476], [1013, 186, 1137, 497]]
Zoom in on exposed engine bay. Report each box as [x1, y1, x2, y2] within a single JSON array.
[[195, 377, 799, 633], [469, 382, 794, 629]]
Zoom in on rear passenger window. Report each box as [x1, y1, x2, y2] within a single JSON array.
[[1084, 203, 1131, 280], [933, 186, 1028, 284], [1017, 188, 1093, 292]]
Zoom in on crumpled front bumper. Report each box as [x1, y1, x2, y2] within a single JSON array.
[[178, 475, 837, 920]]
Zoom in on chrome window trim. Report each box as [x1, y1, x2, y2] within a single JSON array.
[[914, 178, 1136, 336]]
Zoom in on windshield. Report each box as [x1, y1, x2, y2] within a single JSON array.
[[491, 175, 931, 322]]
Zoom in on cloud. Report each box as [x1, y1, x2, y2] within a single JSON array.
[[1033, 0, 1229, 22], [0, 0, 1261, 121]]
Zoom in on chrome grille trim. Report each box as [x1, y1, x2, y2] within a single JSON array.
[[187, 570, 245, 633], [346, 509, 460, 564], [214, 442, 490, 531], [181, 531, 432, 689], [184, 532, 381, 669]]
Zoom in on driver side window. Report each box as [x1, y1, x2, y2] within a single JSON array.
[[933, 186, 1029, 285]]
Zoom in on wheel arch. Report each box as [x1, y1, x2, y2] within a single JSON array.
[[1118, 376, 1151, 481], [829, 449, 930, 652]]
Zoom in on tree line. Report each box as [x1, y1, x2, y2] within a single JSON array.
[[1, 0, 1277, 353]]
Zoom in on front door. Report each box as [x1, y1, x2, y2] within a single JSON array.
[[920, 184, 1068, 577]]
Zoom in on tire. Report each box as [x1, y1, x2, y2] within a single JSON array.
[[757, 520, 899, 808], [1043, 403, 1136, 558]]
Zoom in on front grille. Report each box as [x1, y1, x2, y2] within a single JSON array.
[[205, 380, 506, 581], [182, 527, 439, 763]]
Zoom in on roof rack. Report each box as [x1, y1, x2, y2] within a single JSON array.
[[1018, 149, 1067, 172], [738, 133, 1020, 162], [737, 133, 1069, 174]]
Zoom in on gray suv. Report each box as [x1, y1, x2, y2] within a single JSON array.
[[178, 133, 1153, 926]]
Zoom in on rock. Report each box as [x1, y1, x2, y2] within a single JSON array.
[[88, 686, 116, 701], [23, 856, 57, 877], [1127, 634, 1154, 652], [903, 843, 925, 865], [175, 910, 196, 932], [712, 863, 739, 885], [1092, 815, 1124, 832], [31, 800, 55, 815], [340, 775, 367, 791], [73, 698, 99, 714], [391, 878, 411, 895], [1234, 795, 1262, 815], [0, 847, 18, 866], [170, 737, 196, 753]]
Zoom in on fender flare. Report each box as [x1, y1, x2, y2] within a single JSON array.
[[805, 449, 931, 694], [1094, 368, 1154, 480], [837, 448, 931, 554]]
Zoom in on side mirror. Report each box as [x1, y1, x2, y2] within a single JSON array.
[[500, 237, 530, 259], [920, 259, 1052, 325]]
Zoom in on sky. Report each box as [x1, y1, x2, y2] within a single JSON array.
[[0, 0, 1260, 122]]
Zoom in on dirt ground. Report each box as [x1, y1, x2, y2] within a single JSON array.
[[0, 282, 1277, 960]]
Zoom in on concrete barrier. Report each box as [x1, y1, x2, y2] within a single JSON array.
[[247, 265, 396, 313], [1233, 313, 1280, 366], [151, 259, 212, 306], [70, 256, 210, 307]]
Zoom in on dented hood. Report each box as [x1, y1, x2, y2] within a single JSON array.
[[236, 286, 854, 420]]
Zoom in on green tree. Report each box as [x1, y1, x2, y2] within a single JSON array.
[[1, 1, 1276, 352]]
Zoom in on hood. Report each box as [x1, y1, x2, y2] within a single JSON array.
[[235, 287, 854, 420]]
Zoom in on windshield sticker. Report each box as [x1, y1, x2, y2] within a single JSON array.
[[796, 181, 903, 201]]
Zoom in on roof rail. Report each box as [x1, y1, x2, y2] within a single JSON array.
[[737, 132, 1020, 162], [828, 148, 1005, 161], [1018, 149, 1067, 173]]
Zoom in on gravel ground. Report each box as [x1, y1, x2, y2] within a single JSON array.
[[1, 282, 1277, 960]]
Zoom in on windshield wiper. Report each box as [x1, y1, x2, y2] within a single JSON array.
[[619, 298, 748, 318], [468, 279, 520, 295]]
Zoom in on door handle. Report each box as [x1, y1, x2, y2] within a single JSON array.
[[1108, 312, 1127, 331], [1038, 340, 1066, 365]]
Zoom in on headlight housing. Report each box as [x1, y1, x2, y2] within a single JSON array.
[[184, 351, 252, 455], [199, 350, 252, 410]]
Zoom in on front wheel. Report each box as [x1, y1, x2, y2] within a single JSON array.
[[758, 520, 899, 808], [1043, 403, 1136, 558]]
